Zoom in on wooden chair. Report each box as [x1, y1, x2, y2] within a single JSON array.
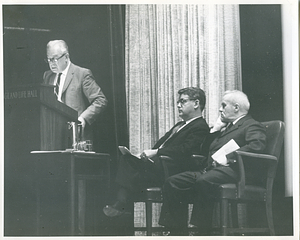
[[134, 156, 170, 236], [137, 186, 163, 235], [137, 120, 285, 236], [136, 155, 205, 236], [217, 120, 285, 235]]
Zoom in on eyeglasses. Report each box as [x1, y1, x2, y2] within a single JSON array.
[[44, 53, 67, 64], [177, 98, 197, 105]]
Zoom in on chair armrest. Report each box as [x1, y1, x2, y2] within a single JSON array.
[[159, 155, 174, 179], [191, 155, 207, 171], [159, 155, 174, 161], [191, 154, 206, 161], [235, 150, 277, 161], [233, 151, 278, 199]]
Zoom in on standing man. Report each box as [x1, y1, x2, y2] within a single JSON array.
[[159, 90, 267, 235], [103, 87, 210, 217], [43, 40, 108, 140]]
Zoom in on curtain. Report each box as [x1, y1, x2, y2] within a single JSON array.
[[126, 4, 242, 154], [107, 5, 128, 160]]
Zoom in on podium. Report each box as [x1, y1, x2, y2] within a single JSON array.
[[5, 84, 78, 151], [4, 84, 79, 236]]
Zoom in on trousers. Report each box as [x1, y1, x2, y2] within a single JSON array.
[[159, 166, 238, 233], [115, 154, 164, 195]]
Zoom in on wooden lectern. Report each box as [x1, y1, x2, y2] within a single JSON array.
[[4, 84, 79, 236], [5, 84, 78, 151], [5, 84, 112, 236], [39, 84, 79, 150]]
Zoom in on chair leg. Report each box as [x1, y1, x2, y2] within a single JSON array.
[[145, 201, 153, 236], [220, 199, 229, 236], [237, 203, 247, 228], [266, 198, 275, 235]]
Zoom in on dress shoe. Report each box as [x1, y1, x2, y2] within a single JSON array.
[[166, 228, 188, 236], [167, 231, 188, 236], [103, 201, 128, 217], [103, 204, 124, 217]]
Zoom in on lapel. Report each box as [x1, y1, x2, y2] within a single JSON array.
[[209, 115, 250, 152], [167, 117, 199, 140], [170, 121, 186, 136], [219, 115, 250, 138], [160, 120, 190, 147], [61, 63, 75, 95], [164, 121, 184, 139]]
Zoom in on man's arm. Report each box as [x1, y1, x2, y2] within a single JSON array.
[[79, 69, 108, 125], [226, 120, 266, 160], [236, 121, 266, 153]]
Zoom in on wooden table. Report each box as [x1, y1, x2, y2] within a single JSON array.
[[31, 150, 110, 236]]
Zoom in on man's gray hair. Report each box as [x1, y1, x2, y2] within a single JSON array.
[[47, 40, 69, 55], [224, 90, 250, 113]]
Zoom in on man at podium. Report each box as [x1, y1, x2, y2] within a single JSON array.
[[43, 40, 108, 140]]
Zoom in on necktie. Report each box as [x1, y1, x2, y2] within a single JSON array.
[[55, 73, 62, 96], [160, 121, 186, 148], [222, 122, 233, 134], [226, 122, 233, 130]]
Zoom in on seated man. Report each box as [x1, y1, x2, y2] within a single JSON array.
[[103, 87, 210, 217], [158, 90, 267, 235]]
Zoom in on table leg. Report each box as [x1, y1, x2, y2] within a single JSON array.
[[70, 157, 75, 235], [78, 179, 86, 235]]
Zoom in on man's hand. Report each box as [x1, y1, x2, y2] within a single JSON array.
[[141, 149, 158, 158], [211, 115, 227, 133], [78, 116, 86, 129]]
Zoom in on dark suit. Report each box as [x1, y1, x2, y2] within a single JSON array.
[[159, 115, 267, 233], [43, 63, 108, 139], [115, 117, 210, 194]]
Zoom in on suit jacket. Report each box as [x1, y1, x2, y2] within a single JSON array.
[[43, 63, 108, 125], [115, 116, 210, 190], [204, 114, 267, 178], [153, 117, 210, 173], [159, 115, 267, 229]]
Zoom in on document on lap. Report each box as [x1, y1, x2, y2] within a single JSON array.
[[118, 146, 154, 163], [211, 139, 240, 166]]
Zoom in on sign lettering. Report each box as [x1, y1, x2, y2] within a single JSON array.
[[4, 89, 38, 100]]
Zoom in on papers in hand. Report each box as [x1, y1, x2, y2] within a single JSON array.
[[118, 146, 133, 156], [211, 139, 240, 166], [118, 146, 154, 163]]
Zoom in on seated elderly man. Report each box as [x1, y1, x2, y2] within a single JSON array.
[[103, 87, 210, 217], [158, 90, 267, 236]]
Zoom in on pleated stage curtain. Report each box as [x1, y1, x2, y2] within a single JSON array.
[[125, 4, 242, 155], [125, 5, 242, 234]]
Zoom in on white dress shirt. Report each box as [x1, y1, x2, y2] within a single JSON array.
[[55, 61, 71, 102]]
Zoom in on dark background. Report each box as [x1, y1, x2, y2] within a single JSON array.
[[3, 5, 128, 236], [3, 4, 292, 236], [239, 5, 292, 236]]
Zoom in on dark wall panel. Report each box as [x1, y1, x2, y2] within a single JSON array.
[[239, 5, 283, 122], [3, 5, 126, 236], [240, 5, 292, 236]]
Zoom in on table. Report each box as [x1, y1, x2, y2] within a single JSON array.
[[31, 150, 111, 236]]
